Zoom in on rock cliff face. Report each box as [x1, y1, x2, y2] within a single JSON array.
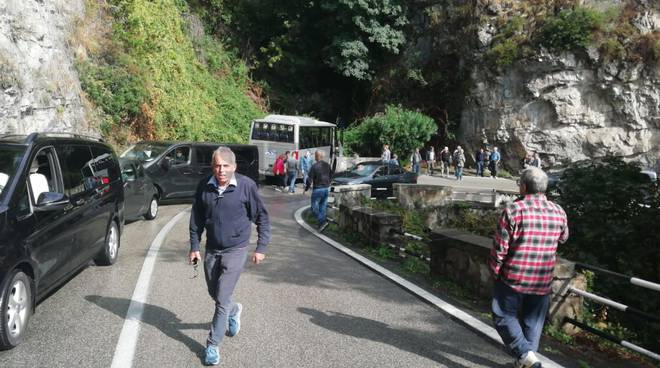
[[458, 4, 660, 171], [0, 0, 95, 136]]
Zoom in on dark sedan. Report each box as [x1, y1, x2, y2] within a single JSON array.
[[120, 158, 159, 221], [332, 161, 418, 198]]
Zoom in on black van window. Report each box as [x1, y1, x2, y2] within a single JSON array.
[[29, 147, 62, 204], [91, 145, 120, 182], [195, 146, 216, 166], [166, 146, 190, 166], [58, 145, 94, 196], [0, 145, 25, 202]]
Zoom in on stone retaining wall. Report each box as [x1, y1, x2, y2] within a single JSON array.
[[430, 228, 585, 332], [335, 202, 585, 334]]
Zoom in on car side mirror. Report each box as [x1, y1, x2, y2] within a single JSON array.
[[35, 192, 70, 212]]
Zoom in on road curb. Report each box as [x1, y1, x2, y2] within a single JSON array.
[[294, 205, 565, 368]]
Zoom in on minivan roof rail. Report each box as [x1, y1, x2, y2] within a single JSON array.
[[26, 132, 105, 143]]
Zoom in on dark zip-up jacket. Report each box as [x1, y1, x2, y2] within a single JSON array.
[[189, 173, 270, 253], [305, 160, 332, 190]]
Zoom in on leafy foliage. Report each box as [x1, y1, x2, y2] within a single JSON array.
[[539, 7, 603, 51], [343, 105, 436, 158], [556, 157, 659, 351], [77, 0, 262, 144]]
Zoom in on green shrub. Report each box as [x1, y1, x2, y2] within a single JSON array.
[[635, 32, 660, 63], [445, 205, 499, 238], [539, 7, 603, 51], [598, 37, 625, 62], [371, 244, 397, 260], [79, 0, 263, 143], [557, 156, 659, 352], [401, 257, 430, 275], [77, 60, 148, 126], [487, 38, 520, 67], [343, 105, 436, 158]]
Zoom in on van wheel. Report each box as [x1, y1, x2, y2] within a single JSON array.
[[96, 221, 119, 266], [144, 196, 158, 220], [0, 270, 32, 350]]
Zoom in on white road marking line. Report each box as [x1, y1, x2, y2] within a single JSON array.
[[111, 210, 189, 368], [294, 205, 565, 368]]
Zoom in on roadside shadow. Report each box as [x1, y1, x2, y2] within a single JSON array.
[[85, 295, 207, 361], [298, 307, 509, 368]]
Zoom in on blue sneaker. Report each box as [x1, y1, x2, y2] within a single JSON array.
[[226, 302, 243, 337], [204, 345, 220, 366]]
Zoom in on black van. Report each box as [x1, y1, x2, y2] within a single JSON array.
[[120, 141, 259, 200], [0, 133, 124, 349]]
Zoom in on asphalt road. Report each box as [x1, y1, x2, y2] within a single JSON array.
[[0, 188, 513, 368], [417, 172, 519, 193]]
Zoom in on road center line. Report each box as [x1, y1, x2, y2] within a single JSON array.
[[111, 210, 189, 368], [294, 205, 565, 368]]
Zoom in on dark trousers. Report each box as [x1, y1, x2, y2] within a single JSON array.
[[492, 281, 550, 358], [204, 245, 249, 346]]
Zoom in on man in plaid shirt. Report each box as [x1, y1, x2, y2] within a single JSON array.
[[490, 167, 569, 368]]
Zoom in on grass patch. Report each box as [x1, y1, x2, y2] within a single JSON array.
[[74, 0, 263, 144]]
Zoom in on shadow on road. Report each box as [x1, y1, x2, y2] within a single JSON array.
[[85, 295, 207, 361], [298, 307, 509, 368]]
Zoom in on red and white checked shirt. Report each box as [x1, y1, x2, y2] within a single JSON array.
[[490, 193, 569, 295]]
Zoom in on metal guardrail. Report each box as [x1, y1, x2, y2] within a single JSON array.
[[576, 263, 660, 293], [564, 317, 660, 361], [564, 263, 660, 362]]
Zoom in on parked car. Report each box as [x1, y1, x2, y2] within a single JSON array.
[[120, 141, 259, 200], [0, 132, 124, 349], [120, 158, 159, 220], [332, 161, 418, 199]]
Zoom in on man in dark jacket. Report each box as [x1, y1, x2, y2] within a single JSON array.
[[305, 150, 332, 232], [189, 146, 271, 366], [476, 148, 485, 177]]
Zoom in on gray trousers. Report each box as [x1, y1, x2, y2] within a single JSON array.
[[204, 245, 249, 346]]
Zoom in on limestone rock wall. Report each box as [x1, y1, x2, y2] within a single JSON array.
[[458, 3, 660, 171], [0, 0, 95, 136]]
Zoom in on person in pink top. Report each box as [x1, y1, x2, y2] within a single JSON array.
[[272, 154, 286, 191]]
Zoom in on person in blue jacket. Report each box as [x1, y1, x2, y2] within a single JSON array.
[[188, 146, 271, 366], [300, 150, 314, 192]]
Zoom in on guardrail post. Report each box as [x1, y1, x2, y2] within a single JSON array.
[[549, 258, 586, 334]]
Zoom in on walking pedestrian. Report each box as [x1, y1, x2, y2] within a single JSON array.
[[453, 146, 465, 180], [410, 148, 422, 175], [390, 154, 400, 166], [188, 146, 271, 366], [489, 147, 501, 178], [490, 167, 568, 368], [531, 153, 542, 169], [426, 147, 436, 175], [305, 150, 332, 232], [285, 151, 299, 194], [381, 144, 391, 162], [273, 153, 286, 191], [440, 147, 451, 177], [476, 148, 485, 177], [300, 150, 313, 190]]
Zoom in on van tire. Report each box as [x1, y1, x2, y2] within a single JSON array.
[[95, 221, 119, 266], [0, 270, 32, 350]]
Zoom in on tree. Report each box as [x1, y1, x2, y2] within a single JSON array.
[[343, 105, 436, 158]]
